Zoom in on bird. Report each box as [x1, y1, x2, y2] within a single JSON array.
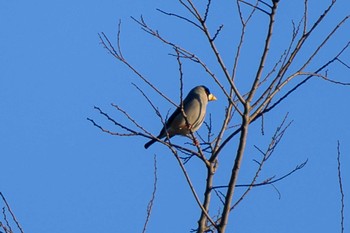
[[144, 85, 217, 149]]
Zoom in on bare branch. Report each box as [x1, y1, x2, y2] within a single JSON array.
[[211, 159, 308, 227], [197, 165, 216, 232], [246, 0, 279, 103], [89, 106, 203, 157], [131, 15, 243, 117], [212, 159, 308, 189], [156, 8, 202, 30], [303, 0, 308, 34], [298, 15, 350, 72], [111, 103, 149, 133], [210, 0, 260, 159], [337, 141, 345, 233], [142, 155, 158, 233], [237, 0, 270, 15], [135, 15, 234, 103], [252, 12, 305, 111], [217, 112, 249, 233], [2, 207, 12, 233], [87, 117, 136, 136], [211, 24, 223, 42], [178, 0, 198, 19], [170, 147, 217, 228], [89, 106, 141, 136], [131, 83, 163, 124], [203, 0, 212, 22], [116, 20, 124, 60], [0, 192, 24, 233], [99, 22, 178, 107], [250, 0, 339, 113], [337, 58, 350, 69], [301, 72, 350, 86], [253, 40, 350, 120], [251, 50, 287, 110], [213, 189, 226, 206], [231, 114, 292, 209]]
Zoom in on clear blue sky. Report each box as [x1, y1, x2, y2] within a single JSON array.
[[1, 1, 349, 232]]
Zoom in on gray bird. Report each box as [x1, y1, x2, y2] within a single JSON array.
[[144, 85, 217, 149]]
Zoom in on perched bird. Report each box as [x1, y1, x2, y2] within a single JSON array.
[[144, 85, 217, 149]]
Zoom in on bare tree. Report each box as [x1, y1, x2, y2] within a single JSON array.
[[88, 0, 349, 232]]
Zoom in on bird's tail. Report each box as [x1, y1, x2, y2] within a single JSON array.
[[144, 138, 157, 149]]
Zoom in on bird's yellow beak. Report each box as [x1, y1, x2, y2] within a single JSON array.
[[208, 94, 217, 101]]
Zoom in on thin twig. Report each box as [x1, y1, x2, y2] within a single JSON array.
[[156, 8, 202, 30], [203, 0, 212, 22], [211, 25, 223, 42], [178, 0, 198, 19], [0, 192, 24, 233], [2, 207, 12, 233], [99, 24, 178, 107], [337, 141, 345, 233], [212, 159, 308, 190], [91, 106, 140, 135], [238, 0, 270, 15], [142, 155, 158, 233], [111, 103, 151, 134], [87, 117, 136, 136], [336, 58, 350, 69], [131, 83, 164, 129], [298, 15, 350, 72]]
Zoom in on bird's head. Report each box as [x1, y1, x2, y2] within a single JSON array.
[[200, 85, 217, 101]]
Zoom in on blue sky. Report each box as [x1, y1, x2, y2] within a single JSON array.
[[1, 1, 349, 232]]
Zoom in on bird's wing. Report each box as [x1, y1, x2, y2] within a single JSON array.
[[156, 106, 181, 138], [165, 106, 182, 128]]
